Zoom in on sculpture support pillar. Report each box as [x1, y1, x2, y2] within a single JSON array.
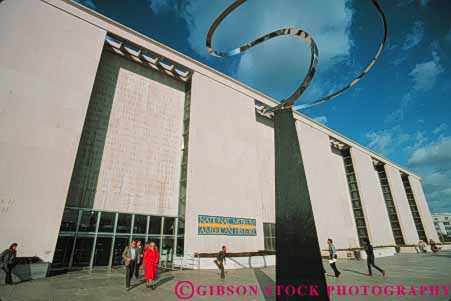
[[274, 107, 329, 300]]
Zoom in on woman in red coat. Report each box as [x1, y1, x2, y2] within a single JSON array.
[[143, 242, 160, 289]]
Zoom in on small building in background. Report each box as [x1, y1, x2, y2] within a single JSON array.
[[432, 213, 451, 242]]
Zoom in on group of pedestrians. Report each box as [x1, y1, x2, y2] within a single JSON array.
[[326, 238, 385, 278], [122, 240, 160, 290], [1, 237, 442, 286]]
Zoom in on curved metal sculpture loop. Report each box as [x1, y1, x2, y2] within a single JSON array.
[[206, 0, 387, 113]]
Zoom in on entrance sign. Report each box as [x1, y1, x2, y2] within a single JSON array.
[[198, 215, 257, 236]]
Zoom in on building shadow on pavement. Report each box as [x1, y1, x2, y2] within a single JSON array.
[[253, 269, 275, 301], [342, 268, 367, 276], [129, 279, 146, 291], [128, 275, 174, 291], [156, 276, 174, 288]]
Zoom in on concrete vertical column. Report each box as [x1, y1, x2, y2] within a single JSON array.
[[145, 216, 150, 243], [350, 148, 395, 246], [409, 176, 439, 241], [385, 166, 419, 244], [108, 213, 118, 269], [274, 108, 328, 300], [68, 209, 83, 270], [89, 211, 101, 270]]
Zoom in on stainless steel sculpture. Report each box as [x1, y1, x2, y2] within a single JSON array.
[[206, 0, 387, 112], [206, 2, 388, 300]]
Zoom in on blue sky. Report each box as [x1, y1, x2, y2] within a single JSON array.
[[76, 0, 451, 213]]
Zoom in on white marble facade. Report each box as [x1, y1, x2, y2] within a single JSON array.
[[0, 0, 439, 265]]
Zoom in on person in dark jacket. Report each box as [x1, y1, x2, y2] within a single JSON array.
[[363, 238, 385, 277], [1, 243, 18, 285], [135, 240, 144, 279], [327, 238, 341, 277], [122, 240, 139, 289], [214, 245, 227, 280]]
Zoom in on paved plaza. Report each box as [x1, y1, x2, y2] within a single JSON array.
[[1, 251, 450, 301]]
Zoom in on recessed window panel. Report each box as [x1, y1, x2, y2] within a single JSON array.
[[52, 236, 74, 268], [149, 216, 162, 235], [60, 208, 79, 232], [375, 164, 405, 245], [72, 238, 94, 267], [161, 237, 175, 264], [177, 218, 185, 236], [354, 209, 363, 217], [133, 215, 147, 234], [93, 237, 112, 266], [98, 212, 115, 233], [163, 217, 175, 235], [79, 211, 98, 233], [341, 148, 369, 248], [117, 214, 132, 234], [402, 174, 427, 242], [176, 238, 184, 256], [358, 228, 368, 237], [356, 219, 366, 227]]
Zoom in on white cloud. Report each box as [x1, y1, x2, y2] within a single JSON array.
[[365, 126, 411, 156], [389, 21, 425, 66], [433, 123, 448, 135], [365, 125, 451, 212], [408, 51, 444, 92], [313, 115, 328, 125], [182, 0, 354, 100], [408, 136, 451, 167], [409, 131, 428, 151], [402, 21, 425, 50], [386, 51, 443, 124], [147, 0, 166, 12], [408, 136, 451, 212], [385, 91, 413, 123], [147, 0, 180, 13]]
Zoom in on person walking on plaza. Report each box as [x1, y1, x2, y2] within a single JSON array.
[[214, 245, 227, 280], [327, 238, 341, 277], [1, 243, 18, 285], [135, 240, 144, 279], [143, 242, 160, 289], [122, 240, 139, 289], [363, 238, 385, 277]]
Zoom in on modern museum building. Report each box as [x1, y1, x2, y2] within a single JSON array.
[[0, 0, 439, 275]]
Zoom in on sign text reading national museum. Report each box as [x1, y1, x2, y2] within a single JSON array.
[[198, 215, 257, 236]]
